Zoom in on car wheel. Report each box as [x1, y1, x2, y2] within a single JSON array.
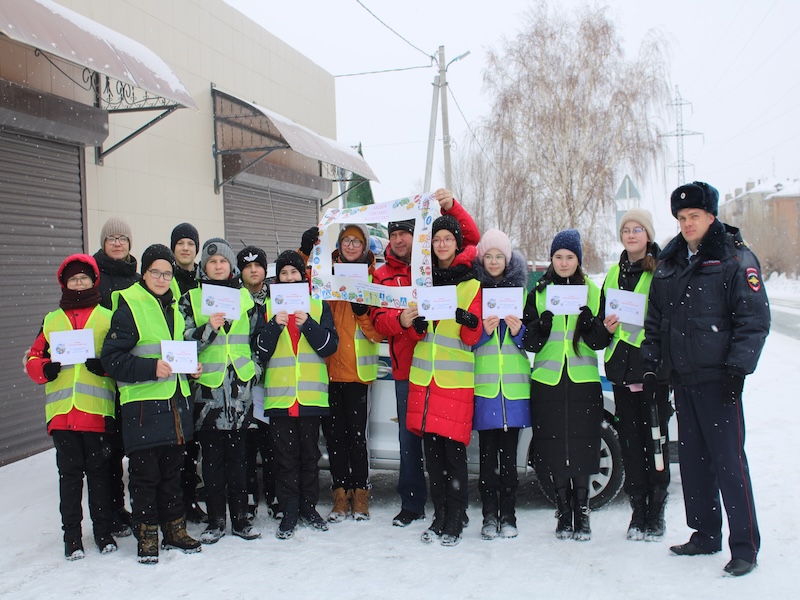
[[534, 419, 625, 509]]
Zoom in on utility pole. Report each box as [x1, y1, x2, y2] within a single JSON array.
[[423, 74, 440, 192], [661, 86, 701, 186]]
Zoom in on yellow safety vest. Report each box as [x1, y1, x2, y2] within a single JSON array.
[[353, 317, 379, 382], [42, 307, 116, 422], [112, 285, 190, 404], [474, 319, 532, 400], [603, 265, 653, 362], [532, 279, 600, 386], [263, 299, 328, 410], [409, 279, 480, 389], [189, 287, 256, 387]]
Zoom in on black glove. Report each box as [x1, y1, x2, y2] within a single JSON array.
[[577, 305, 594, 332], [538, 310, 554, 336], [412, 316, 428, 335], [455, 308, 479, 329], [300, 226, 319, 255], [642, 371, 657, 404], [721, 373, 745, 406], [350, 302, 369, 316], [84, 358, 106, 377], [43, 361, 62, 381]]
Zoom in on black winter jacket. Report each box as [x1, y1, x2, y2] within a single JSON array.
[[641, 220, 770, 385], [93, 249, 140, 309], [101, 282, 194, 454]]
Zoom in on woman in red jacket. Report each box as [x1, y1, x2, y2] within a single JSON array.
[[407, 214, 482, 546]]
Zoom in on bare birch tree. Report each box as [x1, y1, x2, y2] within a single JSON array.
[[460, 1, 671, 270]]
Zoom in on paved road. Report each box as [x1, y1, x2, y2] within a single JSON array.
[[769, 298, 800, 341]]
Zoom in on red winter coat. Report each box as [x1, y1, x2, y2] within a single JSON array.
[[406, 245, 482, 445]]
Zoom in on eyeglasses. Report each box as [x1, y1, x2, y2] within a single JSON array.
[[147, 269, 173, 281], [105, 235, 129, 245], [66, 275, 92, 285], [432, 237, 457, 247], [621, 227, 645, 236], [483, 254, 506, 263], [341, 237, 364, 248]]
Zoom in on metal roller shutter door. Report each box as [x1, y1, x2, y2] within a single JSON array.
[[223, 184, 318, 262], [0, 130, 84, 465]]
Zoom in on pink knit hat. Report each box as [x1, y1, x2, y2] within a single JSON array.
[[477, 228, 513, 264]]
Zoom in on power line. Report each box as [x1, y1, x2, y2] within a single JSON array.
[[446, 83, 502, 178], [334, 63, 432, 78], [354, 0, 435, 61]]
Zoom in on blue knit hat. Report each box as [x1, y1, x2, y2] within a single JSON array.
[[550, 229, 582, 265]]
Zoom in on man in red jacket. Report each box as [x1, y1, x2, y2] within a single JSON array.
[[372, 188, 479, 526]]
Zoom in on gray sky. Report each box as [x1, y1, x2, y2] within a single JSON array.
[[223, 0, 800, 237]]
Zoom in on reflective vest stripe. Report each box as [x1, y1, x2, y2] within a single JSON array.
[[603, 265, 652, 362], [131, 344, 161, 357], [42, 307, 116, 421]]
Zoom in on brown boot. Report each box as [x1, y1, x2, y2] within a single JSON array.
[[137, 524, 159, 564], [327, 488, 351, 523], [161, 516, 202, 554], [352, 488, 370, 521]]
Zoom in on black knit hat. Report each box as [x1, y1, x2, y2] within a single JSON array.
[[237, 245, 268, 271], [388, 219, 415, 235], [275, 250, 307, 281], [670, 181, 719, 218], [550, 229, 583, 265], [431, 215, 463, 249], [170, 222, 199, 252], [141, 244, 176, 275]]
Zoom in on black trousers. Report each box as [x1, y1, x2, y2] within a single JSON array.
[[181, 439, 201, 504], [322, 382, 369, 490], [52, 430, 113, 540], [613, 384, 671, 496], [478, 428, 520, 495], [271, 416, 321, 516], [195, 429, 248, 515], [246, 421, 276, 503], [423, 433, 468, 516], [128, 444, 185, 526]]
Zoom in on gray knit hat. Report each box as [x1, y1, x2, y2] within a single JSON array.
[[100, 216, 132, 249], [201, 237, 238, 274]]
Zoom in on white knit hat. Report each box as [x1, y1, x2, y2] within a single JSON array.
[[619, 208, 655, 243]]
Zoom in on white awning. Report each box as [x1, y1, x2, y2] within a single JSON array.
[[214, 88, 378, 182], [0, 0, 197, 109]]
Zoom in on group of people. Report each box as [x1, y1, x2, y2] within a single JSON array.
[[26, 181, 769, 577]]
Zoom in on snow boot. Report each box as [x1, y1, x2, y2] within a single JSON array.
[[161, 517, 202, 553], [94, 533, 118, 554], [555, 487, 574, 540], [393, 508, 425, 527], [327, 487, 351, 523], [626, 494, 647, 541], [498, 486, 518, 539], [136, 524, 159, 564], [480, 489, 499, 540], [441, 508, 465, 547], [266, 497, 283, 520], [64, 533, 85, 561], [420, 504, 446, 544], [200, 494, 227, 545], [276, 497, 299, 540], [111, 507, 133, 538], [352, 488, 370, 521], [644, 489, 668, 542], [232, 516, 262, 540], [573, 488, 592, 541], [300, 507, 329, 531], [481, 514, 499, 540]]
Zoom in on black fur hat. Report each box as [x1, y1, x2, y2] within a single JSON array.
[[670, 181, 719, 218]]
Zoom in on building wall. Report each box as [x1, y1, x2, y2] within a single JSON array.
[[11, 0, 337, 253]]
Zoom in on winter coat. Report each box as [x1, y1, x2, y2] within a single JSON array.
[[179, 281, 265, 432], [471, 250, 532, 431], [599, 246, 668, 386], [522, 270, 610, 477], [254, 299, 338, 418], [372, 199, 480, 380], [173, 263, 199, 295], [93, 249, 140, 309], [101, 282, 193, 454], [406, 245, 482, 445], [641, 219, 770, 385]]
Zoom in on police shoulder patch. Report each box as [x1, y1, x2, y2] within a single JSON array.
[[746, 267, 761, 292]]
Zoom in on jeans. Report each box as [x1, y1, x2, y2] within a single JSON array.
[[395, 379, 426, 514]]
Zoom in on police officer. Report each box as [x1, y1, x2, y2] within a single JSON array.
[[641, 181, 770, 577]]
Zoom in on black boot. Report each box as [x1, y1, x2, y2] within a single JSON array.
[[231, 493, 262, 540], [573, 488, 591, 541], [200, 494, 227, 544], [276, 497, 299, 540], [441, 507, 465, 547], [420, 503, 447, 544], [498, 486, 518, 538], [480, 488, 499, 540], [644, 489, 668, 541], [627, 494, 648, 541], [555, 488, 573, 540]]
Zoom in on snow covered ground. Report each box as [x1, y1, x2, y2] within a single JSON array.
[[0, 279, 796, 599]]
